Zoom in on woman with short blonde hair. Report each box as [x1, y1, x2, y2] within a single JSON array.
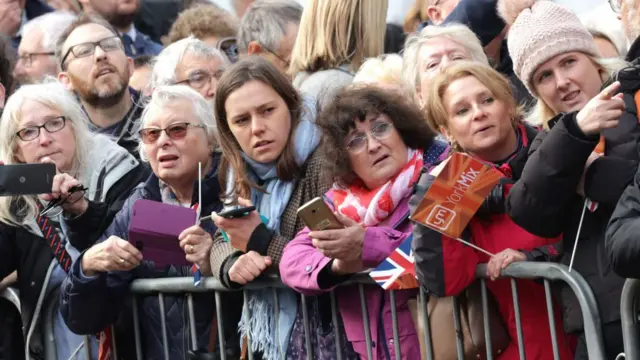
[[289, 0, 387, 107]]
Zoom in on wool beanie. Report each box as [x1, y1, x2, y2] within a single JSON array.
[[497, 0, 599, 95]]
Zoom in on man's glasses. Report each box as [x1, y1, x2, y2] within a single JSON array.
[[60, 36, 123, 70], [40, 185, 88, 217], [261, 44, 290, 69], [138, 122, 206, 144], [176, 69, 224, 90], [17, 52, 55, 68], [346, 121, 394, 153], [15, 116, 67, 142], [217, 37, 239, 63], [609, 0, 622, 13]]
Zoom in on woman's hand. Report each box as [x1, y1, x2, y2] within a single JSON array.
[[486, 248, 526, 281], [309, 212, 364, 261], [179, 225, 213, 276], [576, 81, 624, 136], [81, 236, 143, 276], [211, 197, 262, 252], [39, 157, 88, 216], [228, 251, 272, 285]]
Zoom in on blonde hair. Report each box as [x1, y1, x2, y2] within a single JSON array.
[[425, 61, 521, 146], [529, 55, 629, 128], [353, 54, 416, 101], [403, 24, 489, 93], [288, 0, 388, 75], [0, 81, 92, 226]]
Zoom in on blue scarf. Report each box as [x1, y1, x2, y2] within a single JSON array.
[[234, 98, 321, 359]]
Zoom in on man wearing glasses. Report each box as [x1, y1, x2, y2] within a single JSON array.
[[55, 14, 144, 158], [237, 0, 302, 74], [14, 11, 76, 85]]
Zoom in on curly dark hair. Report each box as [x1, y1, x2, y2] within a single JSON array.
[[317, 85, 436, 187]]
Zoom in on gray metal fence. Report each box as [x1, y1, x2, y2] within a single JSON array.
[[110, 262, 604, 360], [620, 278, 640, 360]]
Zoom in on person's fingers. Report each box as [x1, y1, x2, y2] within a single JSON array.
[[178, 225, 205, 240], [111, 246, 140, 267], [236, 197, 254, 207], [117, 239, 143, 261], [229, 266, 252, 284], [597, 81, 621, 100], [40, 157, 59, 173], [334, 212, 357, 227], [51, 174, 64, 194]]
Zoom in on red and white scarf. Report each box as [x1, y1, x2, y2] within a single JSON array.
[[333, 148, 424, 226]]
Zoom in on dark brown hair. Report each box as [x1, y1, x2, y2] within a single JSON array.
[[214, 57, 303, 200], [317, 85, 436, 187], [55, 14, 118, 69]]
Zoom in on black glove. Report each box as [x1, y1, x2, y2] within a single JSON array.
[[476, 178, 514, 219]]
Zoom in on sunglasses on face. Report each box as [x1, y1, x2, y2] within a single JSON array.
[[138, 122, 206, 144]]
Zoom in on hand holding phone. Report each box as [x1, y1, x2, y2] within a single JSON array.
[[297, 197, 344, 231], [0, 163, 56, 196], [211, 197, 261, 252]]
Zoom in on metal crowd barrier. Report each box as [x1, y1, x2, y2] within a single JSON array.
[[621, 278, 640, 360], [109, 261, 605, 360]]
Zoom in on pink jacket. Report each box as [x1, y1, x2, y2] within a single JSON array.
[[280, 191, 420, 360]]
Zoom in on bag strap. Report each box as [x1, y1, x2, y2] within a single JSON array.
[[34, 202, 72, 273]]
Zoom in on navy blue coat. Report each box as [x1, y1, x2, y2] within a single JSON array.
[[59, 154, 223, 359]]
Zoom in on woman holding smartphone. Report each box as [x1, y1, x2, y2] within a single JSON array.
[[59, 85, 229, 359], [279, 85, 448, 359], [209, 57, 355, 359], [0, 81, 147, 360]]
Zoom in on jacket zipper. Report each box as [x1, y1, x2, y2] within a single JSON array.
[[378, 290, 392, 360]]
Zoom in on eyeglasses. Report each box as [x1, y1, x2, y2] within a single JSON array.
[[60, 36, 123, 70], [176, 69, 224, 90], [17, 52, 55, 68], [40, 185, 88, 217], [261, 44, 290, 69], [609, 0, 622, 13], [346, 121, 394, 153], [217, 37, 239, 63], [15, 116, 67, 142], [138, 122, 206, 144]]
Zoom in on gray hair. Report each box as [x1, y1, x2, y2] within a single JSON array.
[[237, 0, 302, 53], [136, 85, 217, 162], [22, 11, 77, 51], [0, 80, 93, 225], [150, 36, 228, 89], [403, 23, 489, 92]]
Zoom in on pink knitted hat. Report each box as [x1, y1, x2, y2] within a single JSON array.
[[498, 0, 599, 95]]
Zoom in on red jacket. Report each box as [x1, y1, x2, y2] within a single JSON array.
[[412, 125, 574, 359]]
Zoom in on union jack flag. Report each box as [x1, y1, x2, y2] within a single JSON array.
[[369, 234, 419, 290]]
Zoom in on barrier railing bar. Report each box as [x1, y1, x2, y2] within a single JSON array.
[[272, 288, 282, 360], [214, 291, 227, 360], [330, 291, 344, 360], [84, 336, 91, 359], [480, 278, 494, 360], [111, 325, 119, 360], [418, 287, 434, 360], [476, 263, 605, 359], [451, 296, 464, 360], [359, 284, 374, 360], [543, 279, 560, 360], [621, 279, 640, 360], [243, 289, 254, 360], [300, 294, 314, 360], [389, 290, 401, 358], [132, 296, 144, 360], [187, 293, 198, 351], [510, 279, 526, 360], [158, 293, 170, 360]]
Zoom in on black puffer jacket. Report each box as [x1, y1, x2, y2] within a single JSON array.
[[506, 94, 640, 332]]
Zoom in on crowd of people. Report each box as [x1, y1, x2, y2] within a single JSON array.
[[0, 0, 640, 359]]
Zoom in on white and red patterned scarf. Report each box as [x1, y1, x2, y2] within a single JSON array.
[[333, 148, 424, 226]]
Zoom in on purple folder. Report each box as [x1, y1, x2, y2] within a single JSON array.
[[128, 199, 197, 268]]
